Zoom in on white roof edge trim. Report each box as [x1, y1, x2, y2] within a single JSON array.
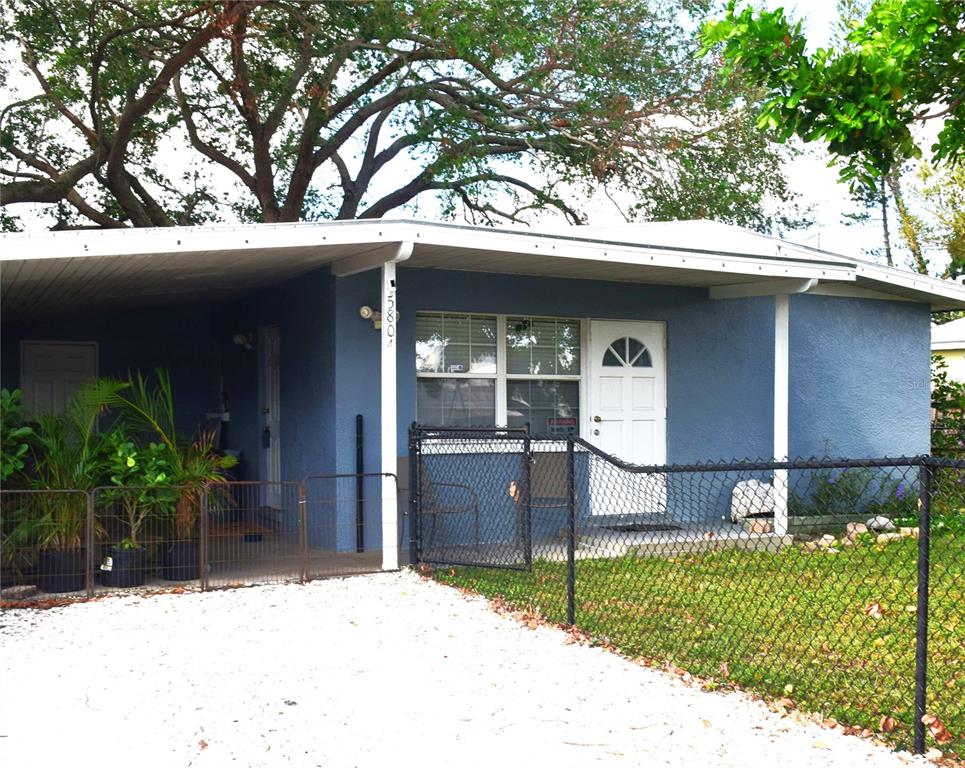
[[854, 262, 965, 304], [0, 219, 856, 283], [933, 341, 965, 351], [4, 218, 965, 306]]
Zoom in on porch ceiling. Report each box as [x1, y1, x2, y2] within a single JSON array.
[[2, 218, 964, 322]]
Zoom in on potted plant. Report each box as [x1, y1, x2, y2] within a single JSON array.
[[1, 389, 34, 586], [98, 371, 235, 581], [100, 437, 177, 588], [12, 380, 122, 593], [161, 428, 237, 580]]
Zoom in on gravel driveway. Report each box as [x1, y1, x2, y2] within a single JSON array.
[[0, 571, 926, 768]]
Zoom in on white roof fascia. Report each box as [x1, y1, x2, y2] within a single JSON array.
[[0, 219, 855, 282], [7, 218, 965, 308], [851, 262, 965, 310]]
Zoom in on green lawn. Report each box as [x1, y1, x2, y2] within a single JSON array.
[[434, 534, 963, 757]]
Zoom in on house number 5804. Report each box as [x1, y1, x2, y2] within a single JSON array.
[[385, 288, 396, 347]]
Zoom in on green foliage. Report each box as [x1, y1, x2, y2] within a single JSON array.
[[789, 467, 916, 521], [104, 434, 178, 548], [1, 0, 803, 232], [12, 378, 125, 550], [1, 388, 32, 484], [908, 164, 965, 278], [931, 354, 965, 457], [26, 378, 126, 493], [702, 0, 965, 192], [8, 369, 235, 548], [96, 370, 236, 539]]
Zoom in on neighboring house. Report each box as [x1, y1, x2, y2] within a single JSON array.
[[932, 317, 965, 382], [3, 218, 964, 568]]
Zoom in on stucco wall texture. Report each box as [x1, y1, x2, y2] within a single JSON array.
[[2, 263, 932, 550]]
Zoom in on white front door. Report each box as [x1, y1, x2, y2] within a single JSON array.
[[21, 341, 97, 416], [259, 326, 282, 508], [587, 320, 667, 516]]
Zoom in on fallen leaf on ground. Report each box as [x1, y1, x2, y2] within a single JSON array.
[[199, 740, 208, 750], [879, 715, 896, 733], [921, 714, 953, 744], [864, 601, 884, 618]]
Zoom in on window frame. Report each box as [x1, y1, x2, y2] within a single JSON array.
[[415, 312, 585, 434]]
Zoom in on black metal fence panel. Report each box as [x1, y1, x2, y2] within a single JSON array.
[[205, 481, 303, 588], [411, 426, 964, 758], [0, 474, 396, 604], [303, 474, 389, 579], [0, 489, 91, 597]]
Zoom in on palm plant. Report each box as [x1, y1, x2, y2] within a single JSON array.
[[16, 378, 125, 550], [97, 370, 236, 540]]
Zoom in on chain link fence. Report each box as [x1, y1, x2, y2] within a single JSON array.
[[410, 426, 964, 758], [0, 473, 395, 603]]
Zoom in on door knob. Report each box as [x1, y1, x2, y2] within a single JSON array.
[[593, 415, 602, 423]]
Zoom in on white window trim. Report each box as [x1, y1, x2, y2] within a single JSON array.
[[416, 311, 585, 433]]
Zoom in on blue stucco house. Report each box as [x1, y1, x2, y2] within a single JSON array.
[[3, 218, 963, 569]]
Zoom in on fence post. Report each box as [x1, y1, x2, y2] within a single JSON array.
[[913, 460, 932, 754], [299, 481, 308, 583], [355, 414, 365, 553], [199, 489, 209, 592], [566, 437, 576, 626], [85, 491, 95, 598], [522, 431, 533, 571], [408, 425, 421, 565]]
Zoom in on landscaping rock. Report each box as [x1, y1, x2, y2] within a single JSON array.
[[1, 584, 40, 600], [743, 519, 773, 534], [845, 522, 868, 536], [898, 527, 919, 538], [876, 532, 904, 544], [818, 534, 837, 547], [866, 516, 895, 532]]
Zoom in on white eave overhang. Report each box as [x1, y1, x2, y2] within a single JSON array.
[[2, 218, 964, 321]]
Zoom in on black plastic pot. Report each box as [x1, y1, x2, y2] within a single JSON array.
[[38, 549, 86, 594], [99, 546, 146, 588], [160, 540, 200, 581]]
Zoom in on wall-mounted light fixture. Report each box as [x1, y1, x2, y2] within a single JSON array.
[[359, 305, 383, 330], [232, 333, 253, 350]]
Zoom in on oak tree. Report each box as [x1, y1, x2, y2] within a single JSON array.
[[2, 0, 801, 230]]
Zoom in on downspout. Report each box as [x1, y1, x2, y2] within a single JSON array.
[[773, 278, 818, 536]]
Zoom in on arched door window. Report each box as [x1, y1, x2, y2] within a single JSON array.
[[602, 337, 652, 368]]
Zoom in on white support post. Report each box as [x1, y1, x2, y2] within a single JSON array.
[[381, 259, 399, 570], [773, 294, 790, 536]]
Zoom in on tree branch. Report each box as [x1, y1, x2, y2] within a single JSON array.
[[104, 2, 238, 225], [0, 152, 99, 205], [172, 73, 258, 192]]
